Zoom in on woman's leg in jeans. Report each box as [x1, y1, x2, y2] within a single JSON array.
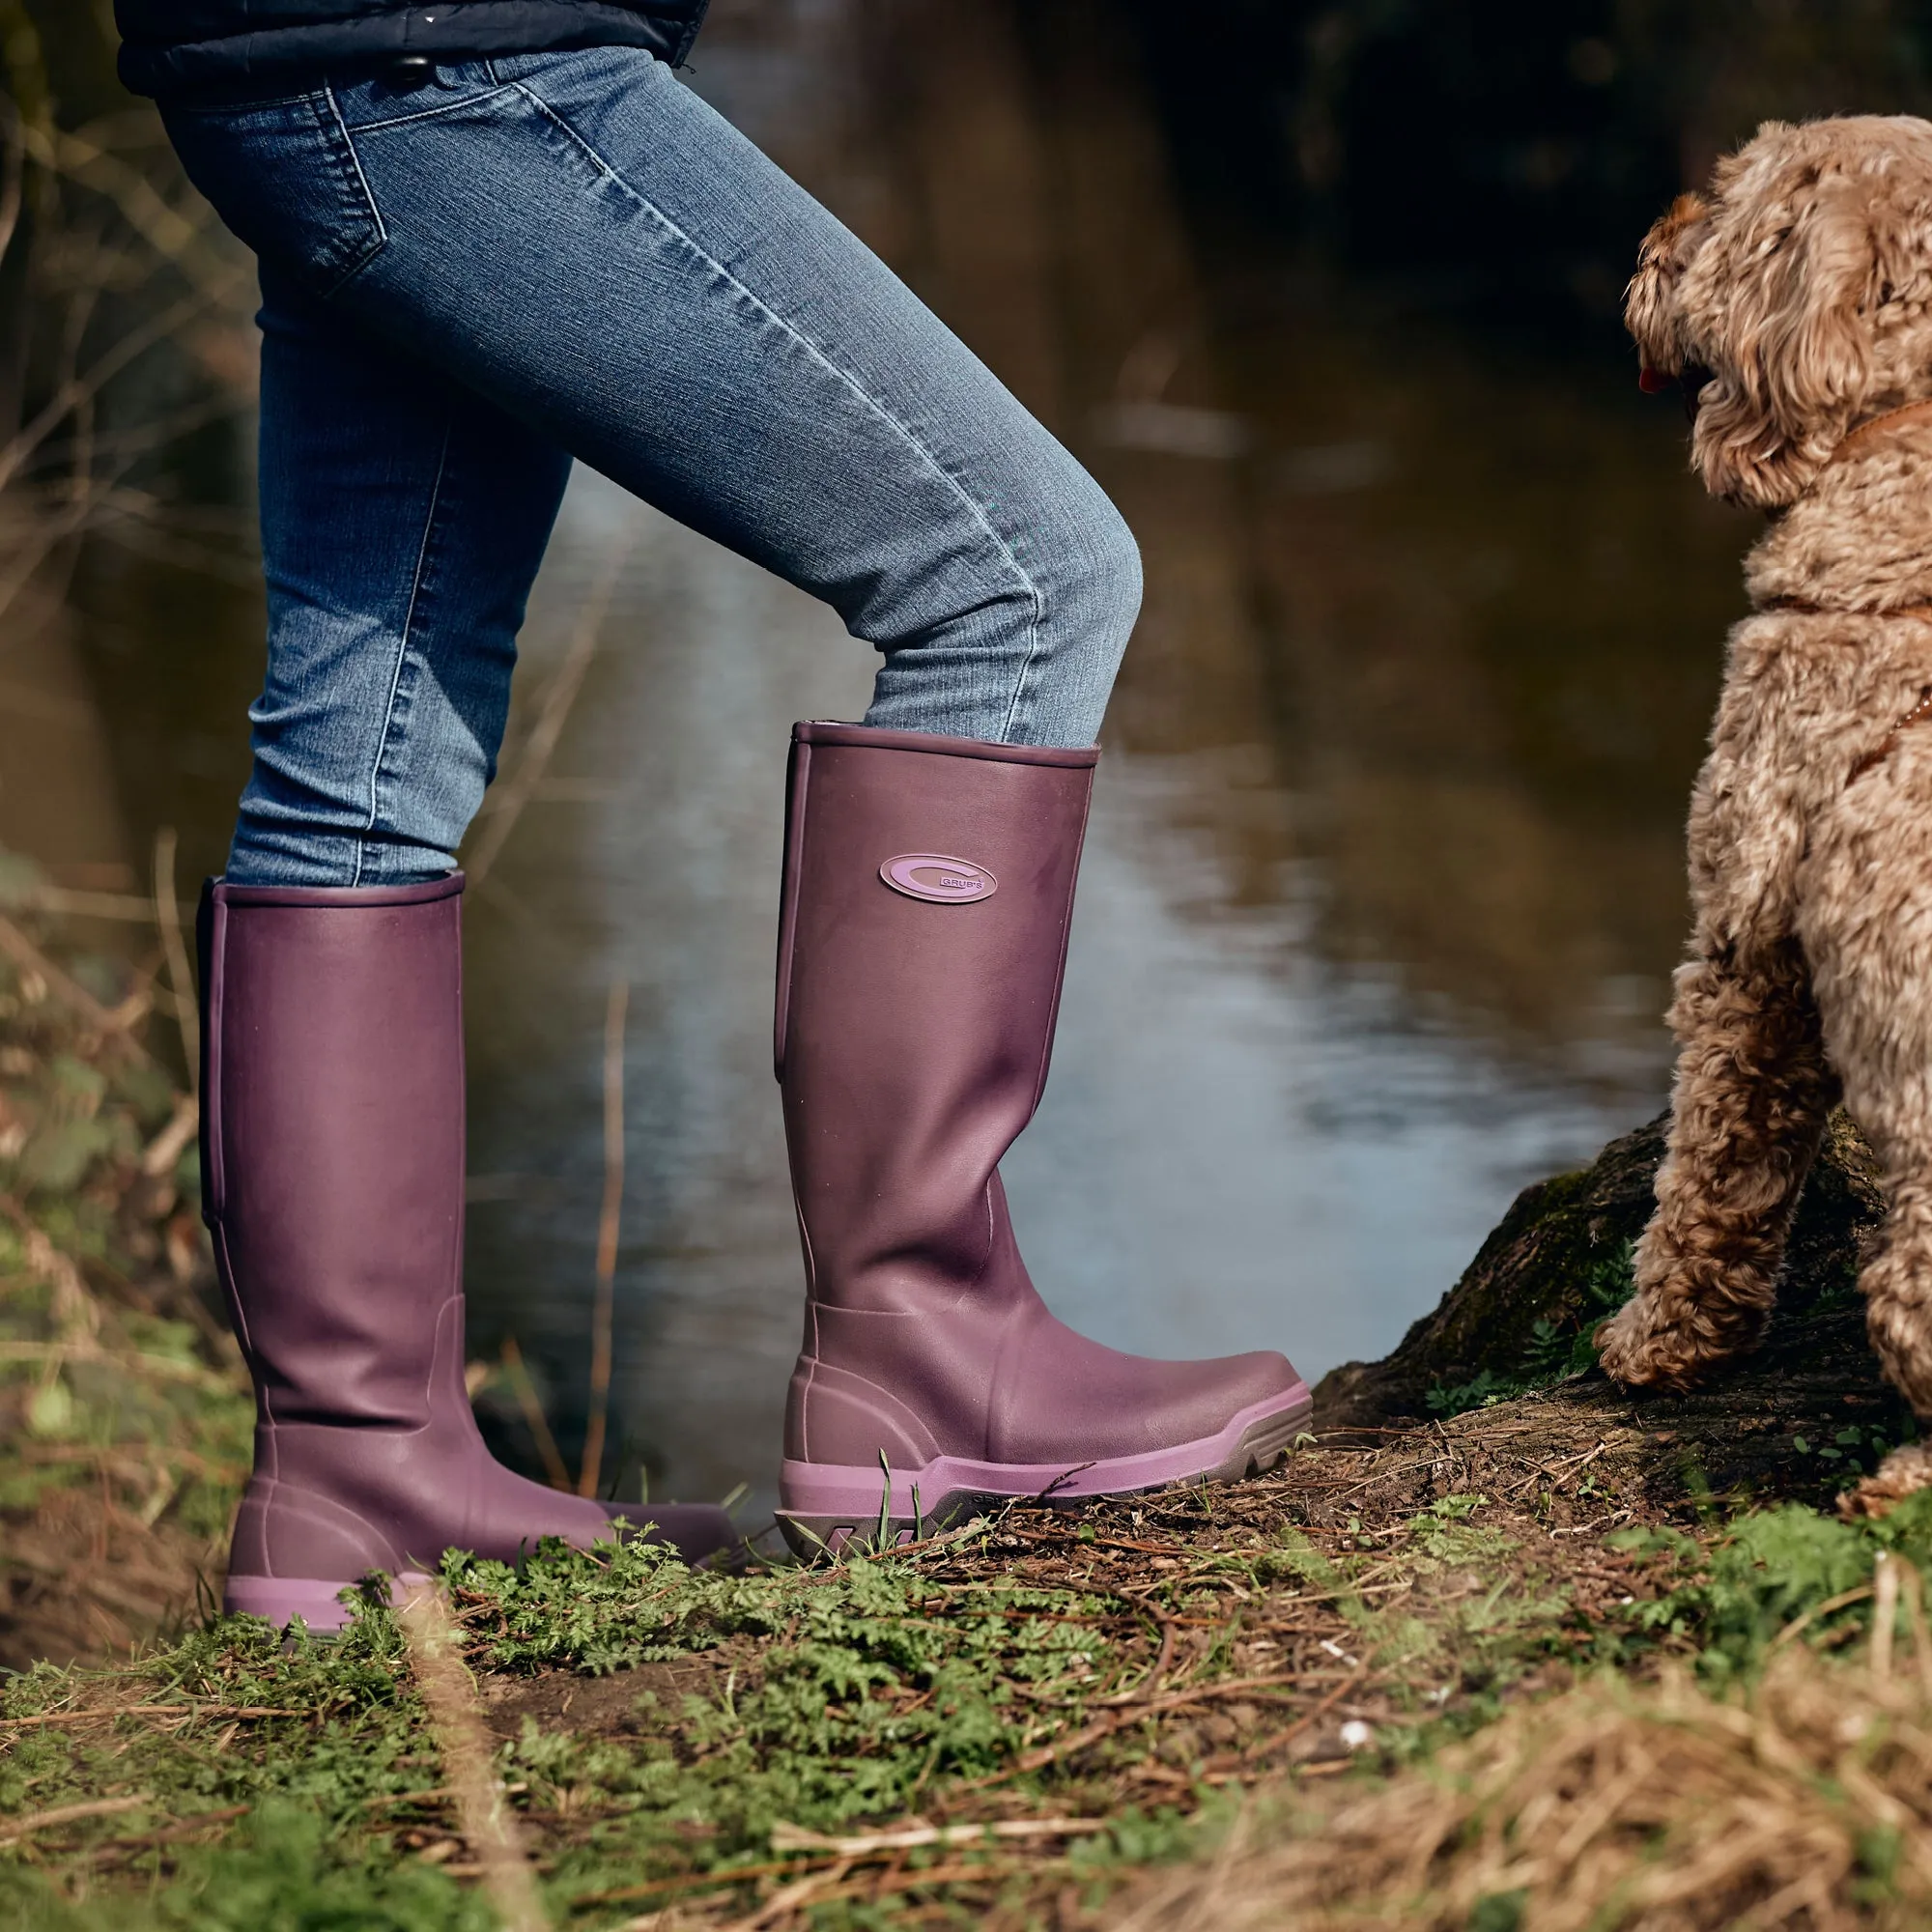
[[231, 262, 571, 886], [166, 46, 1139, 771]]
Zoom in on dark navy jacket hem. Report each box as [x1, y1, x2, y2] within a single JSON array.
[[117, 1, 710, 99]]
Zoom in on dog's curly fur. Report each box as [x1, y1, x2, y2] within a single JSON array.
[[1597, 116, 1932, 1516]]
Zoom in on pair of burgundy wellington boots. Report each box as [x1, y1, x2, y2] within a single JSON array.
[[210, 724, 1311, 1629]]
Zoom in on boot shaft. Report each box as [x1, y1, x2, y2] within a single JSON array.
[[774, 723, 1096, 1315], [201, 874, 468, 1429]]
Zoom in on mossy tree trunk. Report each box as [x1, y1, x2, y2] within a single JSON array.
[[1312, 1110, 1912, 1508]]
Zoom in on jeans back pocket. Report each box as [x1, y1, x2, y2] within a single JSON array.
[[164, 89, 387, 299]]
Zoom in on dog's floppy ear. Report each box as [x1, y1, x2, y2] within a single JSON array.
[[1625, 191, 1713, 382], [1690, 154, 1880, 506]]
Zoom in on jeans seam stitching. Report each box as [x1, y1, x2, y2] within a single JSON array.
[[338, 81, 519, 136], [508, 78, 1047, 742], [318, 83, 389, 295], [357, 420, 451, 887]]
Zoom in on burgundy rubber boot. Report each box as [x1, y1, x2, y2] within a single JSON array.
[[204, 874, 736, 1630], [773, 723, 1311, 1552]]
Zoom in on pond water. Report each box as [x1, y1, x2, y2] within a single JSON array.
[[4, 0, 1762, 1515]]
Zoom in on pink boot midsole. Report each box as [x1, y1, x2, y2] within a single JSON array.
[[223, 1570, 431, 1632], [778, 1383, 1313, 1524]]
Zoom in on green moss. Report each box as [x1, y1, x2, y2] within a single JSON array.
[[1, 1807, 498, 1932], [1610, 1489, 1932, 1681], [1320, 1108, 1889, 1431]]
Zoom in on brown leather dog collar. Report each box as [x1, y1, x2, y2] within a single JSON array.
[[1823, 396, 1932, 469], [1849, 683, 1932, 784]]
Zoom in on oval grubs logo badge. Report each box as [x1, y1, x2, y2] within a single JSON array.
[[880, 854, 998, 904]]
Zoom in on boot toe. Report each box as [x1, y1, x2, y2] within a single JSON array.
[[999, 1322, 1307, 1463], [1120, 1347, 1307, 1452]]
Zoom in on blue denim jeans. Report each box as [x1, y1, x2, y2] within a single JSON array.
[[162, 48, 1142, 887]]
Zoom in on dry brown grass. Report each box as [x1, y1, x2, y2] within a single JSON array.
[[396, 1578, 548, 1932], [1121, 1599, 1932, 1931], [0, 924, 251, 1672]]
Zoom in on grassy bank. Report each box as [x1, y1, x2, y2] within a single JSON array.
[[11, 1428, 1932, 1927], [7, 896, 1932, 1928]]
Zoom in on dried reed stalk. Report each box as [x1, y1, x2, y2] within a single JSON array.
[[151, 826, 197, 1094], [579, 978, 628, 1497], [0, 912, 154, 1062], [465, 527, 636, 890], [499, 1336, 573, 1492], [0, 1793, 151, 1849]]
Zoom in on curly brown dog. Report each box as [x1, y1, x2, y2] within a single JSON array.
[[1597, 115, 1932, 1515]]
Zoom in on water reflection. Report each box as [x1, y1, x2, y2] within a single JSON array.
[[14, 0, 1766, 1514]]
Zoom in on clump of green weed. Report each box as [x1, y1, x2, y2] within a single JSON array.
[[1427, 1368, 1527, 1418], [444, 1535, 1113, 1854], [1, 1805, 496, 1931], [0, 1605, 503, 1929], [1614, 1489, 1932, 1678], [1523, 1237, 1636, 1378]]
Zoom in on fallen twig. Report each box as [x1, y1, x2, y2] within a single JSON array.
[[0, 912, 154, 1062], [714, 1855, 1076, 1930], [770, 1816, 1108, 1857], [139, 1093, 200, 1179], [0, 1193, 99, 1338], [466, 527, 635, 890], [572, 1856, 828, 1910], [962, 1669, 1342, 1789], [579, 978, 627, 1498], [0, 884, 197, 924], [152, 826, 197, 1095], [86, 1804, 250, 1864], [0, 1339, 233, 1388], [0, 1794, 150, 1846], [1771, 1582, 1875, 1652], [0, 1703, 305, 1730]]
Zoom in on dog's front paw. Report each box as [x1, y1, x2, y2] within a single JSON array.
[[1595, 1293, 1684, 1388], [1839, 1442, 1932, 1520], [1594, 1289, 1741, 1392]]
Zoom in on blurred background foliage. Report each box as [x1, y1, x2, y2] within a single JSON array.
[[1117, 0, 1932, 343], [9, 2, 1932, 413]]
